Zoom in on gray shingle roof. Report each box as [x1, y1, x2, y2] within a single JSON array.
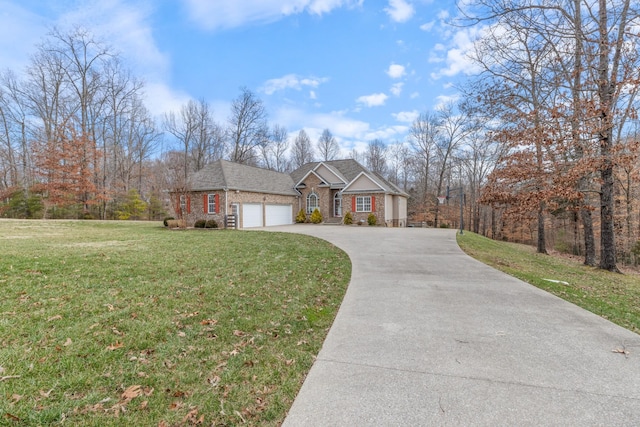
[[190, 160, 299, 196], [189, 158, 408, 198], [291, 159, 408, 196]]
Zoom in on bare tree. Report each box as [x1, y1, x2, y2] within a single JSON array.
[[365, 139, 388, 176], [0, 71, 29, 189], [227, 87, 269, 165], [316, 128, 340, 161], [163, 102, 197, 186], [387, 141, 412, 190], [464, 0, 640, 270], [408, 112, 440, 205], [291, 129, 314, 169], [189, 98, 224, 171], [260, 124, 289, 172]]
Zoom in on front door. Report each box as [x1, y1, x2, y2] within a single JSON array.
[[333, 192, 342, 217]]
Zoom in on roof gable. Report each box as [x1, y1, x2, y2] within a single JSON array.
[[342, 171, 385, 193], [314, 163, 346, 185]]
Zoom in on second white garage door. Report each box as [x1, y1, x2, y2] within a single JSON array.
[[265, 204, 293, 226], [242, 203, 263, 228]]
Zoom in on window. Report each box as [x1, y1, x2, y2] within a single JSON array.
[[179, 195, 186, 212], [306, 192, 319, 214], [207, 194, 216, 214], [356, 196, 371, 212]]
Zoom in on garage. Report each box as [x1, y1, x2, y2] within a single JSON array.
[[265, 204, 293, 227], [242, 203, 263, 228]]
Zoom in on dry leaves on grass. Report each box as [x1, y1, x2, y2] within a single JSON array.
[[106, 341, 124, 351]]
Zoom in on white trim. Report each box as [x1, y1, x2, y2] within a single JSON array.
[[306, 192, 319, 214], [295, 169, 325, 188]]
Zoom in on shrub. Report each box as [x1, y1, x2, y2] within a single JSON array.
[[1, 189, 44, 219], [167, 219, 186, 229], [439, 223, 450, 228], [343, 211, 353, 225], [194, 219, 206, 228], [295, 209, 307, 223], [367, 213, 377, 226], [205, 219, 218, 229], [163, 217, 175, 227], [310, 208, 323, 224]]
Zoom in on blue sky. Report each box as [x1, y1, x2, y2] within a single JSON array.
[[0, 0, 481, 155]]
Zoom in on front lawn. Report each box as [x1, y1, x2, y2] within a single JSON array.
[[0, 220, 351, 426]]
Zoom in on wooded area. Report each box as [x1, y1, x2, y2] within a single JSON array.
[[1, 1, 639, 271]]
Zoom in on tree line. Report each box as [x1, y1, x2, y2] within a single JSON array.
[[1, 0, 640, 273]]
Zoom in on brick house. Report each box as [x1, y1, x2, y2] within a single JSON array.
[[172, 159, 408, 228]]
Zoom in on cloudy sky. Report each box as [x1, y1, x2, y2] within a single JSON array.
[[0, 0, 480, 155]]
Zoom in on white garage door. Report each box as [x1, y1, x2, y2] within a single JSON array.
[[242, 203, 263, 228], [265, 204, 292, 226]]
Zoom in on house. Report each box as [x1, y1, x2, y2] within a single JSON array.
[[172, 159, 408, 228]]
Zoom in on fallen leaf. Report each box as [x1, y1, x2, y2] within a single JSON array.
[[169, 401, 183, 411], [137, 372, 147, 378], [105, 304, 114, 311], [233, 330, 245, 337], [106, 341, 124, 351], [612, 348, 630, 356], [177, 331, 186, 337], [139, 400, 148, 410], [11, 394, 22, 403], [4, 413, 20, 422], [121, 385, 142, 402], [158, 421, 169, 427], [182, 407, 202, 424], [200, 319, 218, 325], [63, 338, 72, 346], [285, 359, 295, 366], [39, 389, 54, 398], [47, 315, 62, 322]]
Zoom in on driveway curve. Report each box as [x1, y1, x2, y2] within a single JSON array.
[[267, 226, 640, 426]]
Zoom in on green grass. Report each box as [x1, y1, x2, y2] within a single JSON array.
[[457, 232, 640, 334], [0, 220, 351, 426]]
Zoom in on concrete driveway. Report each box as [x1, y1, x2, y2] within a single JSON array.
[[267, 225, 640, 426]]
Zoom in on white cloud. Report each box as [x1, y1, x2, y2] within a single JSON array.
[[56, 1, 169, 78], [431, 27, 484, 79], [356, 93, 389, 107], [184, 0, 363, 30], [420, 21, 435, 32], [384, 0, 414, 23], [435, 94, 461, 110], [363, 125, 408, 141], [273, 106, 371, 154], [393, 110, 418, 123], [309, 90, 317, 100], [0, 2, 50, 71], [143, 82, 192, 118], [386, 63, 406, 79], [390, 82, 404, 96], [261, 74, 329, 95]]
